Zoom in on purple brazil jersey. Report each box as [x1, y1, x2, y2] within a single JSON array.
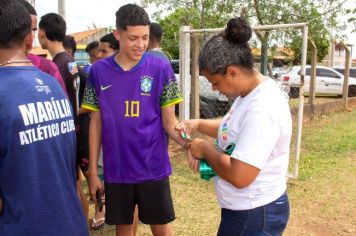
[[82, 53, 183, 183]]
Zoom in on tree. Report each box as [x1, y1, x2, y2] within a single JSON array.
[[148, 0, 349, 66], [247, 0, 350, 71], [346, 8, 356, 33], [156, 8, 200, 59], [149, 0, 242, 59]]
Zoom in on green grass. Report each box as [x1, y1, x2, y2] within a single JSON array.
[[285, 110, 356, 235], [296, 111, 356, 180], [91, 109, 356, 236]]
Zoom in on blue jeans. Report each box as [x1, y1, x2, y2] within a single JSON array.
[[217, 192, 290, 236]]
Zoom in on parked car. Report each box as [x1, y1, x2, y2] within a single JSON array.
[[332, 67, 356, 78], [271, 67, 288, 80], [280, 66, 356, 98], [170, 60, 232, 118]]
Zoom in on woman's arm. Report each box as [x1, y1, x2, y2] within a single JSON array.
[[176, 118, 222, 139], [187, 140, 260, 188], [196, 118, 222, 138]]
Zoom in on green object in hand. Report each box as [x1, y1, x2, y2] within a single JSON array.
[[199, 144, 235, 181], [181, 131, 188, 140], [200, 159, 216, 180]]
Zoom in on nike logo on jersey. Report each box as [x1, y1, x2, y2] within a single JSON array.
[[100, 85, 112, 90]]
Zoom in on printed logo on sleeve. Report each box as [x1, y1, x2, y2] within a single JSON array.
[[221, 109, 233, 143]]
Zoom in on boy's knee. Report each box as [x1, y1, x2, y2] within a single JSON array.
[[150, 224, 173, 236]]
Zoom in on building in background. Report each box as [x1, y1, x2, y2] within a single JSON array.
[[322, 41, 354, 68]]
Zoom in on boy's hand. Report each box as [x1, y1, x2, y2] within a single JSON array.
[[88, 172, 104, 205]]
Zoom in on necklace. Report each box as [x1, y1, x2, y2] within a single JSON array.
[[0, 59, 32, 67]]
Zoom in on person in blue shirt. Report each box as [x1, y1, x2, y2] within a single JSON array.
[[0, 1, 89, 235]]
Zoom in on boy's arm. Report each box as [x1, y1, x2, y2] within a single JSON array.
[[88, 110, 104, 198], [88, 110, 102, 175], [161, 105, 187, 148], [162, 105, 200, 169]]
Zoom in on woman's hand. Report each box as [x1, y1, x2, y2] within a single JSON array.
[[185, 138, 208, 172], [186, 138, 206, 159], [175, 119, 199, 140]]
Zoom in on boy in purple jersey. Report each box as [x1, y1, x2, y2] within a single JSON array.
[[82, 4, 188, 236]]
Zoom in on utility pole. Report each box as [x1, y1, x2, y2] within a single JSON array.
[[58, 0, 66, 20]]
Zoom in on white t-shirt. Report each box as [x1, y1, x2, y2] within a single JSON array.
[[215, 78, 292, 210]]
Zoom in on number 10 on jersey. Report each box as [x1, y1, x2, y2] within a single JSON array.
[[125, 101, 140, 117]]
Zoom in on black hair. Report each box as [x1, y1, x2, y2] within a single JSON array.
[[199, 17, 254, 74], [100, 33, 120, 50], [39, 13, 66, 42], [115, 4, 150, 30], [0, 0, 32, 49], [149, 22, 162, 42], [63, 35, 76, 55], [85, 41, 99, 53], [17, 0, 37, 15]]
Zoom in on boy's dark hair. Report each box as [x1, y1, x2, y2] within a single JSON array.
[[115, 4, 150, 30], [149, 22, 162, 42], [100, 33, 120, 51], [0, 0, 31, 49], [85, 41, 99, 53], [17, 0, 37, 15], [63, 35, 77, 55], [39, 13, 66, 42]]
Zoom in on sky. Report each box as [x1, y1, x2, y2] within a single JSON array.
[[35, 0, 355, 57], [35, 0, 139, 32]]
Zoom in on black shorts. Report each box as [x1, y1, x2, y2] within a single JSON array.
[[105, 177, 175, 225]]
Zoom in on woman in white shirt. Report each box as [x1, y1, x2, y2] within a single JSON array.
[[178, 17, 292, 235]]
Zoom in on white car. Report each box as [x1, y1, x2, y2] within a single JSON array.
[[281, 66, 356, 97], [171, 60, 232, 118]]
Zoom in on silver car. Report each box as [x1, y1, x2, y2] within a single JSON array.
[[281, 66, 356, 97]]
